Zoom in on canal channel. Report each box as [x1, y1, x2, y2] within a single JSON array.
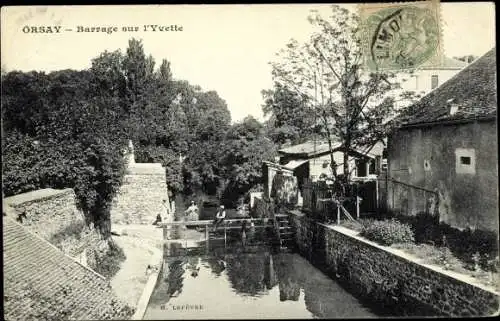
[[143, 248, 379, 319], [144, 194, 384, 319]]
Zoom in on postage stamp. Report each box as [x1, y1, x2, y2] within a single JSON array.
[[359, 1, 443, 71]]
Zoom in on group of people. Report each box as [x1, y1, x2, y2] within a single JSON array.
[[156, 199, 252, 246], [185, 200, 226, 232]]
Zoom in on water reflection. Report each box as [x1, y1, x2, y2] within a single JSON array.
[[145, 248, 378, 319], [225, 253, 268, 296]]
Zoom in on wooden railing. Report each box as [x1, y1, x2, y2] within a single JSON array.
[[158, 216, 288, 250]]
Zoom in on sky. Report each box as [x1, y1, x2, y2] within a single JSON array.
[[1, 3, 496, 123]]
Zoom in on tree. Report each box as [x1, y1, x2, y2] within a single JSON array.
[[220, 116, 277, 206], [270, 5, 417, 188], [1, 68, 128, 237], [262, 82, 316, 146]]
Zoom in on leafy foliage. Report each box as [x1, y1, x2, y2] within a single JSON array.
[[361, 219, 415, 246], [219, 116, 277, 207], [262, 82, 316, 146], [268, 5, 420, 183], [2, 37, 278, 240], [389, 212, 499, 272]]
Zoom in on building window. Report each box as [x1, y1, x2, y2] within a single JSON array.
[[455, 148, 476, 174], [356, 159, 367, 177], [431, 75, 439, 89], [460, 156, 471, 165], [368, 159, 376, 175]]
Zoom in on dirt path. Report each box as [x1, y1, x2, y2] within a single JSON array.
[[109, 223, 208, 308], [110, 225, 164, 307]]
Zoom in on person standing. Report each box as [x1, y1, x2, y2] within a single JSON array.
[[185, 201, 199, 221]]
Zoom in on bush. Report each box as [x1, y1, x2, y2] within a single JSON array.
[[251, 196, 274, 218], [361, 219, 415, 246], [90, 241, 126, 278], [383, 211, 499, 272]]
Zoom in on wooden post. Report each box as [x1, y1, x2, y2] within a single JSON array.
[[337, 205, 340, 225], [205, 223, 209, 251], [375, 179, 379, 211], [356, 196, 360, 220], [224, 221, 227, 249]]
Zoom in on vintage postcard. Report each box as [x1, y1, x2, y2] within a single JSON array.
[[1, 3, 498, 320]]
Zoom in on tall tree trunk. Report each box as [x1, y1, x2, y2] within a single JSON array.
[[343, 137, 351, 197]]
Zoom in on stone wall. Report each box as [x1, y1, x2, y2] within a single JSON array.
[[3, 188, 101, 260], [110, 163, 170, 225], [387, 120, 498, 232], [288, 211, 500, 317]]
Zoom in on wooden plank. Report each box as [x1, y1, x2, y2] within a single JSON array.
[[159, 217, 273, 227], [224, 222, 227, 248], [205, 223, 209, 251]]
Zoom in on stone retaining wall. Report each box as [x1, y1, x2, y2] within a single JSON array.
[[3, 188, 101, 260], [288, 211, 499, 317], [110, 163, 170, 225]]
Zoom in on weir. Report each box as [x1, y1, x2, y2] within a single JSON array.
[[158, 214, 295, 251]]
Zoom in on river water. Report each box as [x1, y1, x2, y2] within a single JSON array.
[[143, 248, 379, 319]]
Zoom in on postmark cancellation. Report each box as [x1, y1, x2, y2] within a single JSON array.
[[359, 0, 444, 71]]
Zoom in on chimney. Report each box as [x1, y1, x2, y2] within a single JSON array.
[[447, 98, 459, 115]]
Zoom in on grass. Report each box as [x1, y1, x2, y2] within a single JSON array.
[[392, 242, 500, 292], [49, 220, 86, 249]]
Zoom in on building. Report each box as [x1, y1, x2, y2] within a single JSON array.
[[393, 56, 468, 112], [263, 139, 385, 199], [387, 48, 497, 232], [403, 57, 468, 94]]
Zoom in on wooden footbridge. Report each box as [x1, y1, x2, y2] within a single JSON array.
[[158, 214, 295, 250]]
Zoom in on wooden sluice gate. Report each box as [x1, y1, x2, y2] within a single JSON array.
[[158, 214, 295, 251]]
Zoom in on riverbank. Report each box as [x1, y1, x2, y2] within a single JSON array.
[[110, 224, 164, 308], [288, 210, 499, 317]]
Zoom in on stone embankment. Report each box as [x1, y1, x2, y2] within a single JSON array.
[[3, 188, 102, 263], [289, 210, 500, 317]]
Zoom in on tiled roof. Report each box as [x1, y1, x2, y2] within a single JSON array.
[[278, 140, 385, 158], [400, 48, 497, 127], [278, 140, 341, 157], [420, 56, 468, 69], [3, 217, 134, 320]]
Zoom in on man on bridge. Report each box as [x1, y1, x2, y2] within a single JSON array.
[[212, 205, 226, 232]]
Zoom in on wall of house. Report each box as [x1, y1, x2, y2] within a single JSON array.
[[395, 69, 463, 109], [265, 164, 294, 198], [110, 163, 171, 225], [309, 153, 378, 181], [3, 188, 101, 260], [289, 211, 499, 317], [309, 153, 360, 180], [387, 120, 498, 232]]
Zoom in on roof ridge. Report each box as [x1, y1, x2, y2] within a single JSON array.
[[416, 49, 494, 102], [400, 47, 496, 125], [3, 216, 107, 281]]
